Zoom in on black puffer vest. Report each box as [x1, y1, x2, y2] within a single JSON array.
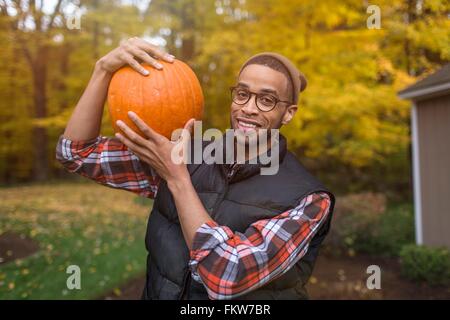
[[141, 134, 335, 300]]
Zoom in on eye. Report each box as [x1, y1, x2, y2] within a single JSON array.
[[237, 90, 249, 99], [259, 95, 276, 106]]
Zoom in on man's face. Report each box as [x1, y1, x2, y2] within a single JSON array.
[[230, 64, 298, 145]]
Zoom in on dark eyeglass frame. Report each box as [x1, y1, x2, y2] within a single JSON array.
[[229, 86, 293, 112]]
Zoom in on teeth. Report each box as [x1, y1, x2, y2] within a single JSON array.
[[239, 120, 257, 128]]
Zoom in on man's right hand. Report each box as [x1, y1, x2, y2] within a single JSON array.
[[97, 37, 175, 76]]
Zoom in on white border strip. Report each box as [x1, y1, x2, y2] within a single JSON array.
[[411, 103, 423, 244], [398, 82, 450, 100]]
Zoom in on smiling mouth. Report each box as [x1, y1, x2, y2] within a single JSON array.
[[236, 118, 261, 132]]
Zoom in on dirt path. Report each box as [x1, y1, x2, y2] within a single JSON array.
[[101, 275, 146, 300], [307, 253, 450, 299], [0, 232, 40, 265], [99, 253, 450, 300]]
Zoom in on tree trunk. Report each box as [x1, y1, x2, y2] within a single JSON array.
[[180, 2, 196, 62], [93, 0, 100, 60], [404, 0, 416, 75], [31, 47, 49, 181], [57, 43, 71, 112]]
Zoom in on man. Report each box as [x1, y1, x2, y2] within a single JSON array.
[[56, 37, 335, 300]]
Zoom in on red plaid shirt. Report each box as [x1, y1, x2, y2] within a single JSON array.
[[56, 135, 331, 300]]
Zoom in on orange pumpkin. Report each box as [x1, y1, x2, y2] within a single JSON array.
[[107, 60, 204, 140]]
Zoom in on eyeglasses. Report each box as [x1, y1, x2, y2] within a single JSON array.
[[230, 86, 293, 112]]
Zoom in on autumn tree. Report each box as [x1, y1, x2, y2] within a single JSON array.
[[0, 0, 148, 182]]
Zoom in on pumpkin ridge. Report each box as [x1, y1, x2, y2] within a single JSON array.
[[171, 61, 190, 134], [175, 61, 197, 125], [153, 63, 163, 134], [139, 67, 145, 134], [164, 60, 180, 139]]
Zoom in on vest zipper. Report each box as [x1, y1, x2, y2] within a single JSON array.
[[227, 167, 236, 180], [227, 163, 239, 180], [208, 163, 238, 218]]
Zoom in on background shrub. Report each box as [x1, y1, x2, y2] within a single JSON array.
[[325, 193, 414, 256], [399, 245, 450, 286]]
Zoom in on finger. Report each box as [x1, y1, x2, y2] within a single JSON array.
[[183, 118, 195, 134], [134, 38, 175, 63], [128, 46, 163, 70], [126, 111, 165, 143], [169, 118, 195, 143], [116, 119, 149, 146], [115, 133, 148, 158], [181, 118, 195, 141], [179, 118, 195, 145], [123, 53, 149, 76]]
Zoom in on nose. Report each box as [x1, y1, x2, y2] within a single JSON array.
[[241, 93, 259, 116]]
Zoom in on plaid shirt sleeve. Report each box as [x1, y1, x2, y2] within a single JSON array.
[[56, 135, 160, 198], [188, 191, 331, 300]]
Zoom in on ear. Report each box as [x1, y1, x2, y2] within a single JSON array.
[[281, 104, 298, 125]]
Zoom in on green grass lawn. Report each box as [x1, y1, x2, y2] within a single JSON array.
[[0, 181, 153, 299]]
